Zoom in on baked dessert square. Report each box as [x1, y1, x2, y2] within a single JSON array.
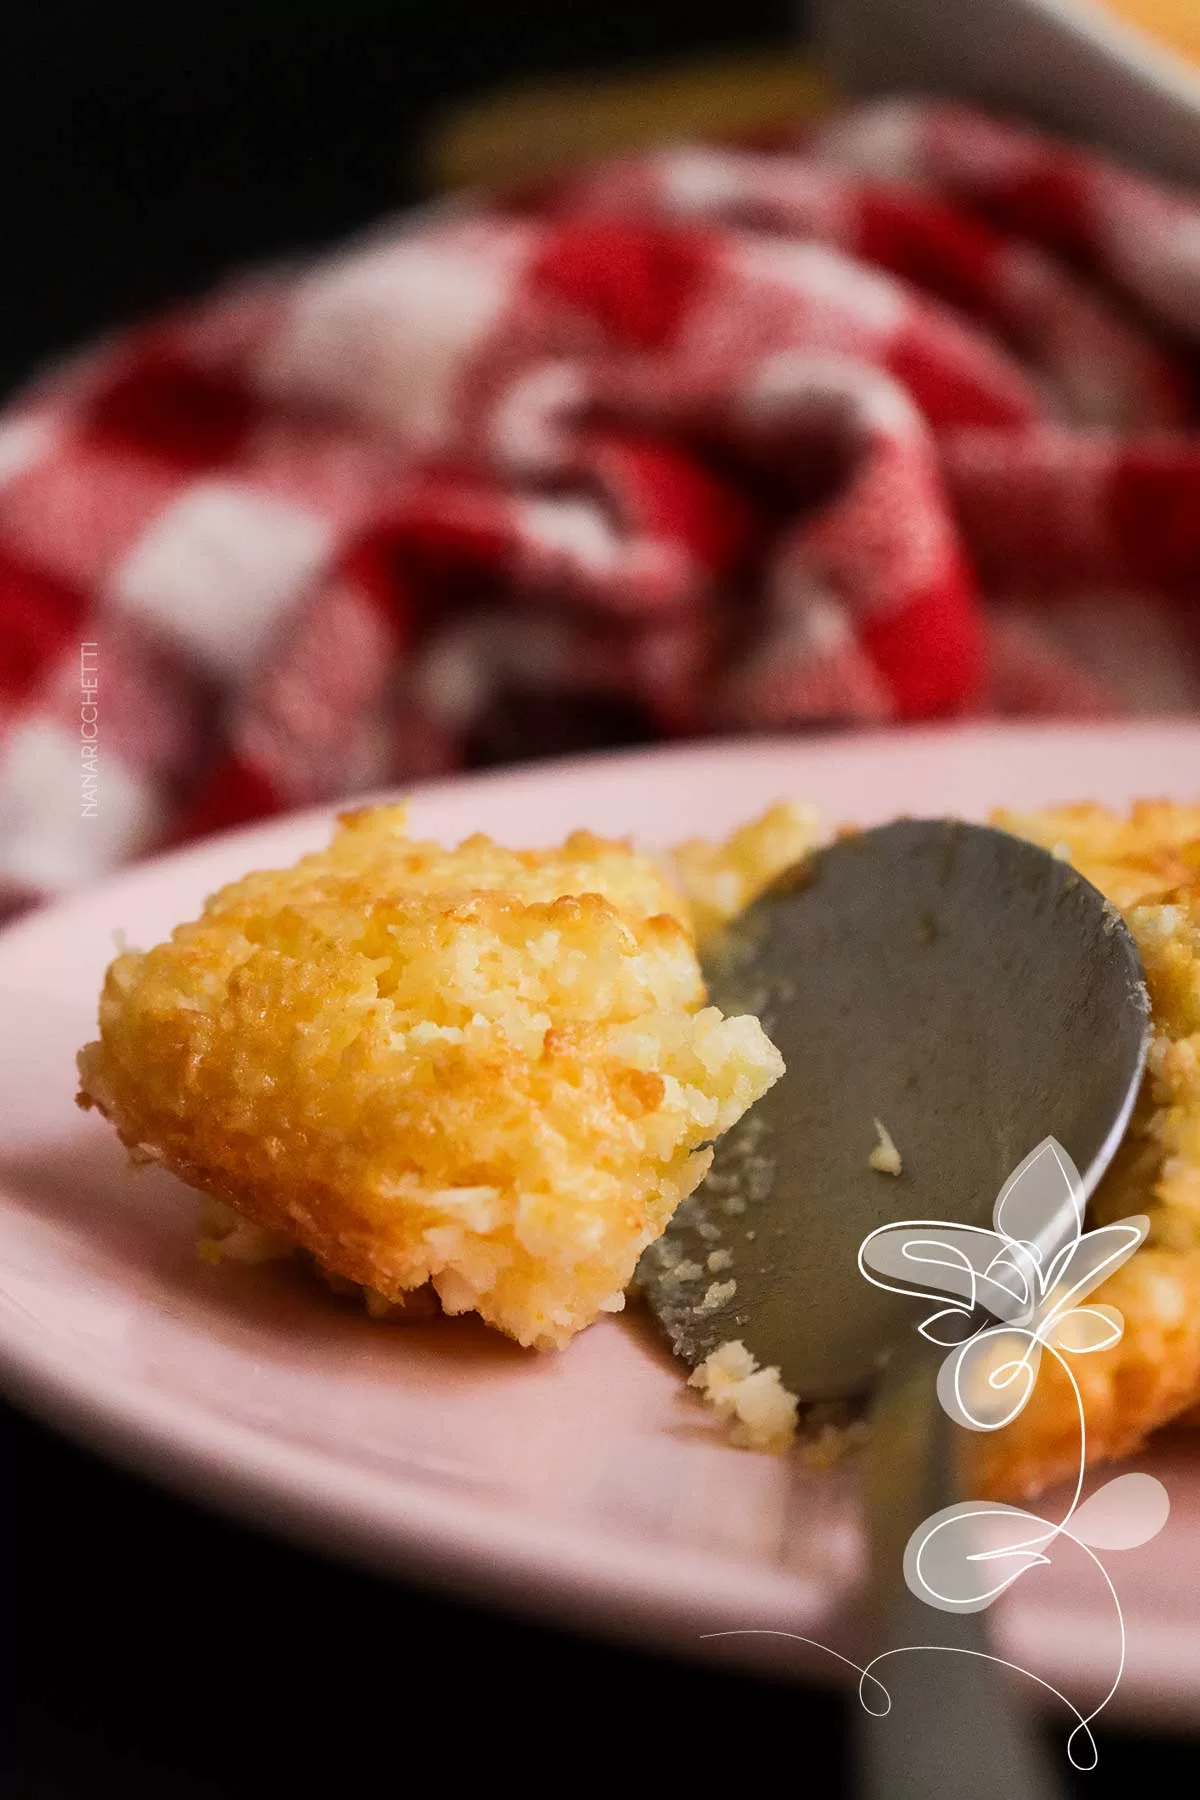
[[77, 804, 784, 1349]]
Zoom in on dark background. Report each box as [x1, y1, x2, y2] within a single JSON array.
[[3, 3, 1199, 1791], [0, 0, 801, 399]]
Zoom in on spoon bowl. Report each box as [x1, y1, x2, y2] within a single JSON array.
[[639, 818, 1151, 1403]]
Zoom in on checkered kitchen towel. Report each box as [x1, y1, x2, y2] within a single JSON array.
[[3, 99, 1200, 913]]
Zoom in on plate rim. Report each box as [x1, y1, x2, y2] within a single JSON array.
[[3, 714, 1199, 953]]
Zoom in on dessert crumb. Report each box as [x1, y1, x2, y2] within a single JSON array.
[[868, 1118, 902, 1176], [688, 1339, 799, 1452], [666, 1258, 704, 1283], [697, 1278, 737, 1312]]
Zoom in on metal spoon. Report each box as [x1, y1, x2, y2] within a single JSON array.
[[639, 819, 1150, 1799]]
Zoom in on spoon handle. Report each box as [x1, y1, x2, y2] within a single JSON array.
[[855, 1337, 1064, 1800]]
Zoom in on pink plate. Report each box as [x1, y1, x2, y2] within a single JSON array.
[[1, 720, 1198, 1724]]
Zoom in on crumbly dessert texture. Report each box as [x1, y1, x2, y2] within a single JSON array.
[[77, 804, 784, 1350], [672, 801, 825, 939], [974, 801, 1200, 1499]]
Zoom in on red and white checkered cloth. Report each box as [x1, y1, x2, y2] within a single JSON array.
[[3, 98, 1200, 912]]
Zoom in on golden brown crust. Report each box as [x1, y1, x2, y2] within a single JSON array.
[[974, 801, 1200, 1499], [78, 805, 782, 1349]]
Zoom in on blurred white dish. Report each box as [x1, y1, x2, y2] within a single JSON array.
[[823, 0, 1200, 184]]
